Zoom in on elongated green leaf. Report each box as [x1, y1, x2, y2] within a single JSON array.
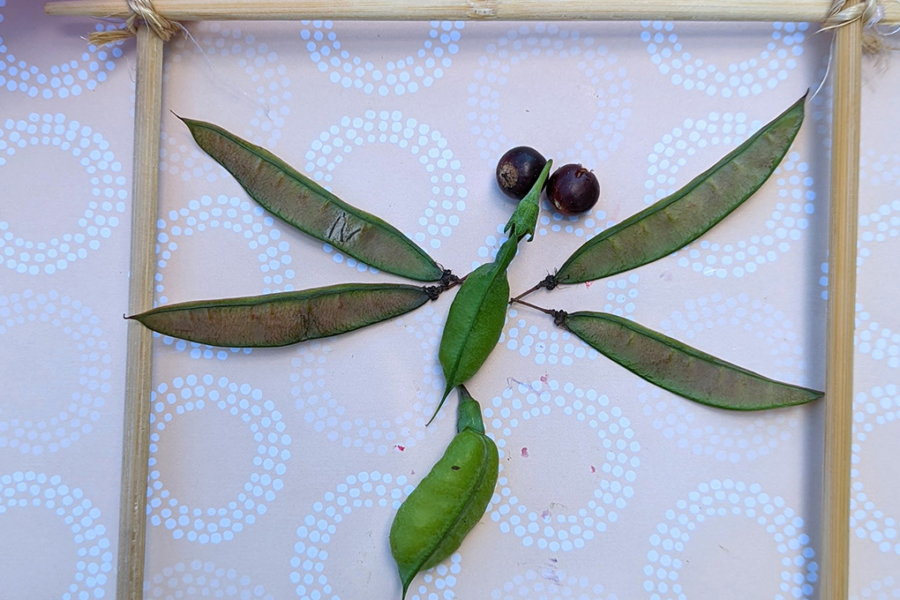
[[435, 236, 518, 421], [181, 117, 445, 282], [390, 388, 498, 599], [560, 310, 822, 410], [554, 93, 806, 285], [504, 159, 552, 242], [130, 283, 435, 347]]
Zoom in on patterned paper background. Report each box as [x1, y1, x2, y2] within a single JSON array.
[[1, 2, 899, 599]]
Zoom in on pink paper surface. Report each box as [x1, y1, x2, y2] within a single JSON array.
[[1, 5, 899, 599]]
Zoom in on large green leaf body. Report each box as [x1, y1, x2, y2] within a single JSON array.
[[556, 94, 806, 285], [131, 283, 431, 347], [182, 118, 444, 282], [438, 237, 517, 406], [563, 311, 823, 410], [390, 391, 498, 599]]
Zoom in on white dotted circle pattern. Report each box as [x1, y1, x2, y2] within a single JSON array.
[[0, 471, 113, 599], [0, 290, 110, 455], [290, 336, 441, 455], [469, 23, 632, 164], [490, 569, 618, 600], [304, 110, 466, 264], [660, 292, 809, 384], [292, 471, 461, 600], [644, 292, 810, 463], [144, 561, 274, 600], [300, 20, 464, 96], [160, 22, 292, 180], [856, 307, 900, 370], [643, 479, 817, 600], [153, 195, 294, 360], [643, 114, 815, 278], [147, 375, 292, 544], [641, 21, 807, 97], [485, 380, 640, 551], [851, 384, 900, 554], [0, 11, 123, 99], [0, 114, 127, 275], [501, 272, 638, 366], [851, 576, 900, 600]]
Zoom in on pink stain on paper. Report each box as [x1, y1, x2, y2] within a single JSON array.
[[394, 445, 405, 452], [540, 374, 549, 383], [590, 465, 596, 473], [521, 447, 529, 458]]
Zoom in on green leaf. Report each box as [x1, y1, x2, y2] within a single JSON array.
[[559, 310, 823, 410], [505, 159, 552, 242], [129, 283, 435, 347], [390, 391, 498, 599], [553, 93, 806, 285], [180, 117, 446, 282], [435, 255, 511, 421]]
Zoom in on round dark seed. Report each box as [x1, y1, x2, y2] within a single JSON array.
[[496, 146, 547, 200], [546, 164, 600, 215]]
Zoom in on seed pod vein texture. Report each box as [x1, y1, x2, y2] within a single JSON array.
[[554, 93, 806, 285], [130, 283, 433, 347], [181, 117, 445, 282], [561, 311, 823, 410]]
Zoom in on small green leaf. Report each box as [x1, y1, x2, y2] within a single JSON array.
[[435, 253, 511, 421], [552, 94, 806, 285], [559, 310, 823, 410], [129, 283, 435, 347], [390, 390, 498, 599], [505, 159, 552, 242], [180, 117, 446, 282]]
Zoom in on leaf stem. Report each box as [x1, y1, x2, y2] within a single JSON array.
[[510, 298, 554, 316], [510, 282, 544, 304]]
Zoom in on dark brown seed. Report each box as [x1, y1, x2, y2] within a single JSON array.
[[546, 164, 600, 215], [496, 146, 547, 200]]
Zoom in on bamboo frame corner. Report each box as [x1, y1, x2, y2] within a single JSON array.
[[45, 1, 868, 599]]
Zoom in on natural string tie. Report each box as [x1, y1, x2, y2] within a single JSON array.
[[87, 0, 180, 46]]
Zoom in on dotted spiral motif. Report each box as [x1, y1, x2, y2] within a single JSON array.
[[0, 471, 113, 598], [291, 471, 461, 600], [642, 113, 815, 278], [160, 21, 292, 180], [303, 110, 466, 265], [144, 561, 274, 600], [640, 21, 807, 98], [851, 576, 900, 600], [856, 307, 900, 370], [0, 290, 111, 455], [490, 569, 618, 600], [643, 479, 817, 600], [851, 384, 900, 554], [147, 375, 292, 544], [153, 195, 294, 360], [290, 334, 442, 455], [469, 23, 632, 165], [485, 380, 640, 552], [0, 114, 127, 275], [300, 20, 464, 96], [0, 10, 123, 99]]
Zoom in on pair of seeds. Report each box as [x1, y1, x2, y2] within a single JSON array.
[[130, 93, 819, 597], [497, 146, 601, 215]]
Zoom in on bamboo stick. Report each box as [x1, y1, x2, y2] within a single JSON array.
[[822, 4, 862, 600], [118, 25, 164, 600], [43, 0, 900, 23]]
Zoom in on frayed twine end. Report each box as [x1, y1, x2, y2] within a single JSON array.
[[87, 0, 180, 46]]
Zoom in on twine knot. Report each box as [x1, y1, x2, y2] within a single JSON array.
[[823, 0, 898, 55], [87, 0, 180, 46]]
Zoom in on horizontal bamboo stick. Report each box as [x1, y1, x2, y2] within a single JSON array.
[[44, 0, 900, 23]]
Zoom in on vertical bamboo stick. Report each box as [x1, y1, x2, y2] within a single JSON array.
[[822, 4, 862, 600], [119, 25, 164, 600]]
